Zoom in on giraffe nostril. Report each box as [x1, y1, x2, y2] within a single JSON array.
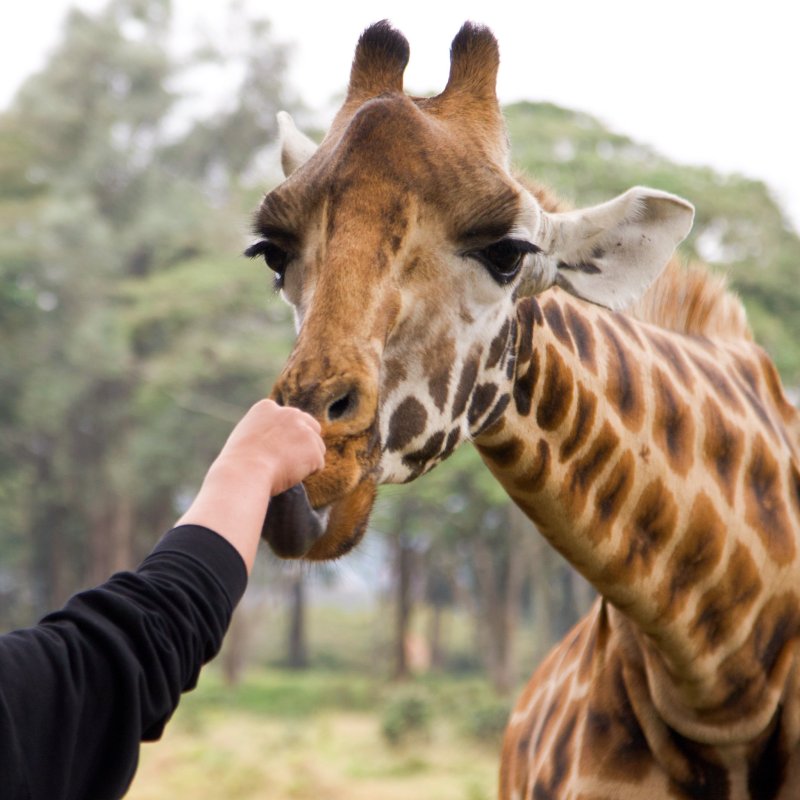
[[327, 390, 357, 422]]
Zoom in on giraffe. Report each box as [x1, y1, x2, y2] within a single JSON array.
[[251, 21, 800, 799]]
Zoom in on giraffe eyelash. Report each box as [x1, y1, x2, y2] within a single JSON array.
[[245, 239, 292, 290], [467, 238, 542, 285]]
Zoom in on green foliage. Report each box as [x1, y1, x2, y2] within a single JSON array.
[[179, 669, 378, 722], [381, 689, 432, 746], [460, 699, 511, 745], [0, 0, 296, 623], [131, 668, 500, 800]]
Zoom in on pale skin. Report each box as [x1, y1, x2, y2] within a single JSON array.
[[176, 399, 326, 573]]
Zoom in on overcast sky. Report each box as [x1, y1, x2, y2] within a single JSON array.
[[2, 0, 799, 230]]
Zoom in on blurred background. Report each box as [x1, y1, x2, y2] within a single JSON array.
[[1, 2, 798, 798]]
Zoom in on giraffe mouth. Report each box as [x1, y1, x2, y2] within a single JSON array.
[[261, 477, 378, 561], [261, 483, 330, 559]]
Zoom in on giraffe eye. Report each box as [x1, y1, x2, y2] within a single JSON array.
[[468, 238, 541, 285], [245, 239, 292, 288]]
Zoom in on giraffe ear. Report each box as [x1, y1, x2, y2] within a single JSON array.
[[542, 187, 694, 311], [277, 111, 318, 177]]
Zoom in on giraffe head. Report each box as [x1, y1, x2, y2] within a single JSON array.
[[253, 21, 694, 560]]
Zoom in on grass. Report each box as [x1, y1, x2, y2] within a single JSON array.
[[127, 668, 503, 800]]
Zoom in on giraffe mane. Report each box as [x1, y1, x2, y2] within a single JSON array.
[[518, 175, 752, 341], [630, 258, 752, 340]]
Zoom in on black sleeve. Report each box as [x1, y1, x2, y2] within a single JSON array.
[[0, 524, 248, 800]]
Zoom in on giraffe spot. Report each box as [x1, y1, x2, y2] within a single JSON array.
[[515, 298, 537, 366], [589, 450, 635, 543], [617, 478, 678, 581], [559, 381, 597, 462], [659, 492, 725, 619], [736, 358, 761, 395], [428, 372, 450, 414], [752, 593, 800, 675], [652, 366, 695, 475], [646, 330, 694, 390], [745, 434, 796, 565], [542, 299, 574, 353], [480, 416, 505, 438], [702, 396, 744, 505], [718, 661, 759, 715], [467, 382, 498, 428], [566, 422, 620, 511], [385, 396, 428, 452], [600, 320, 645, 432], [533, 691, 563, 752], [402, 430, 446, 477], [513, 348, 539, 417], [536, 344, 574, 431], [502, 712, 536, 794], [532, 710, 577, 800], [511, 439, 551, 494], [564, 303, 597, 374], [382, 356, 407, 396], [425, 334, 456, 413], [485, 319, 510, 369], [451, 345, 482, 420], [747, 707, 787, 800], [615, 312, 645, 348], [475, 392, 510, 435], [667, 728, 731, 800], [481, 435, 525, 470], [441, 427, 461, 459], [692, 354, 745, 414], [733, 371, 779, 440], [459, 303, 475, 324], [582, 659, 651, 782], [689, 542, 762, 653]]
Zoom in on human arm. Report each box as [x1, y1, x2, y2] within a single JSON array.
[[0, 399, 325, 800]]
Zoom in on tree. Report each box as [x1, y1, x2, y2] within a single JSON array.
[[0, 0, 297, 625]]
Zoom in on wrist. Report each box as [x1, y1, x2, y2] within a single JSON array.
[[176, 459, 274, 575], [205, 454, 276, 501]]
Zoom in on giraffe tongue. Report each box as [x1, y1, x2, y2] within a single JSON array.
[[261, 483, 327, 559]]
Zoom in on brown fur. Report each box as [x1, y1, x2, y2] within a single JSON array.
[[631, 258, 752, 341]]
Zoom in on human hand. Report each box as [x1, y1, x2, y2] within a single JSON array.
[[175, 399, 325, 573], [213, 399, 326, 496]]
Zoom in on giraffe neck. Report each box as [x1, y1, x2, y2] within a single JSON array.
[[475, 289, 800, 741]]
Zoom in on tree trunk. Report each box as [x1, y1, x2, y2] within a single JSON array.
[[528, 531, 557, 663], [222, 606, 249, 686], [470, 504, 532, 695], [109, 491, 134, 574], [428, 603, 445, 670], [393, 530, 415, 680], [286, 568, 308, 669]]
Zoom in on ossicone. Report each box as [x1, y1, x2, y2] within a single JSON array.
[[442, 22, 500, 99], [348, 20, 410, 101]]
